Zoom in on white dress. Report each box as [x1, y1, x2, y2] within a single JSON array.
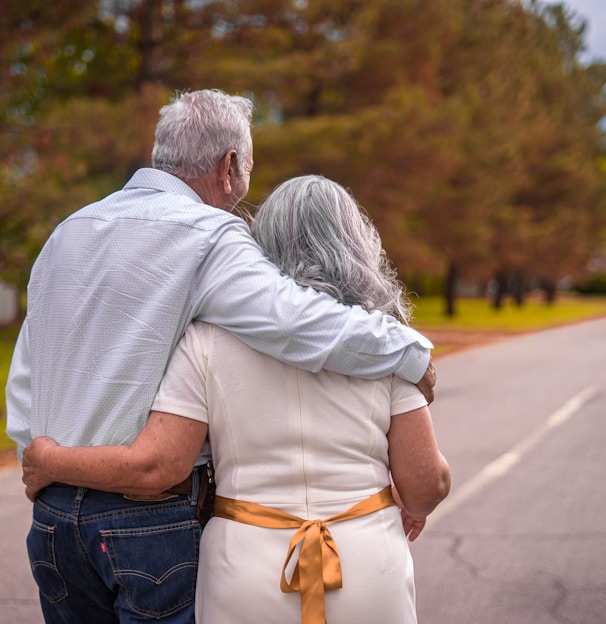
[[152, 321, 427, 624]]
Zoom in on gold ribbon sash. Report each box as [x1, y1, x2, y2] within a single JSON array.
[[213, 486, 395, 624]]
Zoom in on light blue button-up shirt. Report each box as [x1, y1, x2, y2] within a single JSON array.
[[6, 169, 432, 458]]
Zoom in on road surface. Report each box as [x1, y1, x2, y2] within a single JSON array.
[[413, 316, 606, 624]]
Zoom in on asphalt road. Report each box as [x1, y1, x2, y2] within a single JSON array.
[[412, 316, 606, 624], [1, 316, 605, 623], [0, 464, 42, 623]]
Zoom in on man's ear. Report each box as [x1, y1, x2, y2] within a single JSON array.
[[217, 150, 236, 193]]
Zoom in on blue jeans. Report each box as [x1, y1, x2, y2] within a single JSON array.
[[27, 477, 202, 624]]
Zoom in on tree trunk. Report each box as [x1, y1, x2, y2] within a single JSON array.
[[136, 0, 164, 89], [409, 273, 424, 297], [443, 262, 457, 317], [491, 271, 507, 310], [542, 279, 557, 305], [511, 272, 525, 307]]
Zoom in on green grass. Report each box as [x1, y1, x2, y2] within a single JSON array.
[[0, 324, 20, 453], [411, 293, 606, 332], [410, 293, 606, 356], [2, 293, 606, 453]]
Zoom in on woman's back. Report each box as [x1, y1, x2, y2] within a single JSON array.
[[191, 322, 423, 510], [169, 322, 426, 623]]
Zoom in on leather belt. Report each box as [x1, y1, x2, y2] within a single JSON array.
[[122, 472, 196, 501], [50, 463, 216, 523], [122, 466, 199, 501]]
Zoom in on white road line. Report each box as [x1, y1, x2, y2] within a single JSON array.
[[425, 385, 600, 528]]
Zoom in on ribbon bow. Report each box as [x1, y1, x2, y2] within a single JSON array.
[[214, 486, 395, 624], [280, 518, 343, 623]]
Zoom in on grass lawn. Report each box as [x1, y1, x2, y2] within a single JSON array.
[[411, 293, 606, 356], [0, 323, 19, 455], [2, 293, 606, 454]]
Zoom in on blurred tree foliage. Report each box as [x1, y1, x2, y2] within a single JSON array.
[[1, 0, 605, 316]]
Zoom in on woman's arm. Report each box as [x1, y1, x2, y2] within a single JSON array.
[[22, 411, 207, 502], [387, 405, 451, 539]]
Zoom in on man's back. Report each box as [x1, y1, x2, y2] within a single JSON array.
[[7, 168, 243, 452]]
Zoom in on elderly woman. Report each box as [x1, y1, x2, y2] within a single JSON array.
[[23, 175, 450, 624]]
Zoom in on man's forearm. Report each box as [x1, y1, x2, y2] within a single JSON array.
[[22, 413, 207, 496], [41, 444, 171, 493]]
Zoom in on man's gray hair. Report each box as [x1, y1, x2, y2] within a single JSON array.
[[151, 89, 253, 180], [252, 175, 412, 322]]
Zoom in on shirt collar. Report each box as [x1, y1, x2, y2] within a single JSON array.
[[124, 168, 204, 204]]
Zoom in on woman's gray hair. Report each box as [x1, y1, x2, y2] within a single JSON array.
[[252, 175, 412, 322], [151, 89, 253, 180]]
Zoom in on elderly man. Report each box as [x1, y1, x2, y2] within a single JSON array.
[[7, 89, 434, 623]]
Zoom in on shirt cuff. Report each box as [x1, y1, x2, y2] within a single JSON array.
[[395, 341, 432, 384]]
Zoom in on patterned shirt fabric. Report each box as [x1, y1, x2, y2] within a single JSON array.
[[6, 168, 432, 459]]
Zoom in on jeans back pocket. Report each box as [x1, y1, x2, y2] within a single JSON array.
[[26, 519, 69, 604], [100, 519, 201, 619]]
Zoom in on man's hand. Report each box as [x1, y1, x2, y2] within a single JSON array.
[[416, 358, 436, 404], [401, 508, 427, 542], [22, 436, 58, 502]]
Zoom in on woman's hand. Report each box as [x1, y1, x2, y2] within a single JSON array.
[[22, 436, 58, 502], [392, 484, 427, 541], [400, 508, 427, 542]]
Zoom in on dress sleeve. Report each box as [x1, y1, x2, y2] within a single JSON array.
[[151, 321, 209, 423], [390, 375, 428, 416], [193, 224, 433, 383]]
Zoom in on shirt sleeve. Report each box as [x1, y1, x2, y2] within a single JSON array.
[[5, 319, 33, 461], [193, 224, 433, 383], [390, 375, 429, 415], [151, 322, 209, 423]]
